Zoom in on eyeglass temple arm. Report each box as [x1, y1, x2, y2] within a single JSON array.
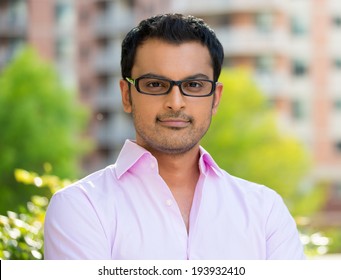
[[125, 77, 135, 86]]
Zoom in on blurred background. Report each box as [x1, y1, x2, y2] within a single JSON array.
[[0, 0, 340, 259]]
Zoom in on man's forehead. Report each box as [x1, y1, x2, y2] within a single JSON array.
[[132, 41, 214, 80]]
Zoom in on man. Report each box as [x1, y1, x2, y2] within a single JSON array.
[[44, 14, 305, 259]]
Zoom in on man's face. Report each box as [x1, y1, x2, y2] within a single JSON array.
[[120, 39, 223, 155]]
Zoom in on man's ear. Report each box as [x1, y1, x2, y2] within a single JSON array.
[[212, 82, 223, 115], [120, 79, 132, 113]]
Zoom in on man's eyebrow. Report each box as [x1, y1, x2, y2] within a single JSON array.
[[138, 73, 211, 80], [185, 73, 211, 80], [139, 73, 166, 79]]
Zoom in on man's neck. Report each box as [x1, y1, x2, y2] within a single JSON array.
[[151, 145, 201, 189]]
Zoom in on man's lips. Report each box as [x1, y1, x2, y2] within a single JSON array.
[[157, 118, 191, 128]]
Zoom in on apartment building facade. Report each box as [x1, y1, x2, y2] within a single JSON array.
[[75, 0, 134, 172], [0, 0, 76, 86]]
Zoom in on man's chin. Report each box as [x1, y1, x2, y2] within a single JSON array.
[[151, 141, 198, 155]]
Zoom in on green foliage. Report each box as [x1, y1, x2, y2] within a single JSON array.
[[0, 203, 45, 260], [0, 46, 91, 213], [299, 226, 341, 257], [202, 69, 324, 216], [0, 169, 70, 260], [325, 228, 341, 254]]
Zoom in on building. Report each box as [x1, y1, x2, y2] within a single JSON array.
[[75, 0, 135, 172], [0, 0, 76, 87]]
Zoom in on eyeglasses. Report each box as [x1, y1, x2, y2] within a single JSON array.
[[125, 76, 217, 97]]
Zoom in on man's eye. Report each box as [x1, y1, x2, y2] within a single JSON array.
[[184, 81, 204, 88], [147, 81, 163, 87], [188, 81, 202, 88], [143, 79, 169, 88]]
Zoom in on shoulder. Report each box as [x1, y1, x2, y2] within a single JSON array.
[[209, 170, 291, 224], [54, 165, 117, 198], [220, 170, 279, 202], [45, 165, 119, 235]]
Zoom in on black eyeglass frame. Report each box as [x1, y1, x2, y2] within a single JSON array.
[[125, 76, 217, 97]]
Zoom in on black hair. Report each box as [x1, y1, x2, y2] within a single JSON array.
[[121, 13, 224, 81]]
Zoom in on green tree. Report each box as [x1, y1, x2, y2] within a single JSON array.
[[0, 47, 90, 214], [202, 69, 324, 216]]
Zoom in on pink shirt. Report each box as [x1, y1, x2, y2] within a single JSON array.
[[44, 140, 305, 260]]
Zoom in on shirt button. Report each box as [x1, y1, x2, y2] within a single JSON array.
[[166, 199, 173, 207], [150, 162, 156, 169]]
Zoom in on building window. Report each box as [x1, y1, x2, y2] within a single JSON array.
[[291, 99, 305, 120], [8, 0, 27, 26], [292, 58, 309, 77], [335, 142, 341, 153], [255, 55, 274, 73], [291, 15, 309, 36], [255, 12, 273, 33], [334, 99, 341, 110], [55, 37, 73, 59], [333, 58, 341, 70], [332, 16, 341, 28], [55, 1, 74, 27]]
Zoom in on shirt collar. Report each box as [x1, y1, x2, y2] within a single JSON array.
[[115, 140, 223, 179], [114, 140, 153, 179], [198, 146, 224, 177]]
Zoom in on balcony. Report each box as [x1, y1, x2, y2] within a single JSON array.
[[96, 93, 121, 113], [94, 1, 133, 38], [94, 47, 121, 74], [330, 113, 341, 139], [288, 77, 313, 97], [94, 16, 132, 38], [253, 72, 289, 96], [0, 13, 27, 37], [96, 113, 134, 148], [328, 72, 341, 93], [95, 79, 122, 112], [171, 0, 286, 15], [217, 27, 289, 55], [328, 0, 341, 15]]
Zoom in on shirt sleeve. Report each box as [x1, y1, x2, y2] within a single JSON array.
[[265, 191, 306, 260], [44, 189, 112, 259]]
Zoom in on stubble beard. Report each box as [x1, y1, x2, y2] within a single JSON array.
[[131, 109, 212, 156]]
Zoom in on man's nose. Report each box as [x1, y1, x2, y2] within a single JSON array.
[[164, 84, 186, 111]]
